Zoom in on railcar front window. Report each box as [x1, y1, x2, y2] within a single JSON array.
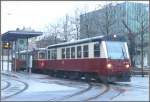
[[106, 41, 128, 59]]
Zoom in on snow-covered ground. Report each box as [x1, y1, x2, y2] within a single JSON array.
[[1, 61, 149, 101], [112, 76, 149, 101], [1, 71, 149, 101], [1, 61, 12, 71]]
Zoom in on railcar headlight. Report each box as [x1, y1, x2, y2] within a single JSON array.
[[107, 63, 112, 69], [40, 61, 45, 67], [125, 64, 130, 68]]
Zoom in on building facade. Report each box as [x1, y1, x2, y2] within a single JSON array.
[[80, 2, 149, 68]]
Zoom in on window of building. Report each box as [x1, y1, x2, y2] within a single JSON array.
[[77, 46, 82, 58], [83, 45, 88, 58], [94, 43, 100, 57], [66, 48, 70, 58], [71, 47, 75, 58], [61, 48, 65, 59]]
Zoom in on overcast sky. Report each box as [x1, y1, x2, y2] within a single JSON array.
[[1, 1, 149, 34]]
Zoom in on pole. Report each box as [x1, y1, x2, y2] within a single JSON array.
[[0, 35, 1, 71], [148, 25, 150, 69], [148, 19, 150, 68], [14, 41, 17, 73], [2, 44, 3, 71], [11, 42, 13, 72], [26, 38, 28, 73], [7, 48, 9, 72], [141, 31, 144, 77]]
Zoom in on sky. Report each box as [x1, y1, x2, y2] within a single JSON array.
[[1, 1, 149, 34]]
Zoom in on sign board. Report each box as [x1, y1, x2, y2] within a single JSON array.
[[3, 42, 12, 49], [17, 39, 27, 50]]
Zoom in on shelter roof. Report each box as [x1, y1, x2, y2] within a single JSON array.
[[2, 30, 42, 41]]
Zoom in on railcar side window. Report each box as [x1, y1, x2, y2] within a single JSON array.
[[94, 43, 100, 57], [33, 51, 38, 60], [62, 48, 65, 59], [83, 45, 89, 58], [48, 50, 51, 59], [71, 47, 75, 58], [51, 49, 57, 59], [39, 52, 46, 59], [66, 48, 70, 58], [77, 46, 82, 58]]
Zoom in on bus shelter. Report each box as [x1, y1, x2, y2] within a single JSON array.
[[1, 30, 42, 74]]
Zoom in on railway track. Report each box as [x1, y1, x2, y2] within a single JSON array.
[[1, 78, 28, 100], [84, 84, 110, 101], [1, 80, 11, 90], [50, 83, 92, 101], [1, 72, 127, 101]]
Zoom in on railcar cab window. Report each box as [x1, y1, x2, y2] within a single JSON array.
[[94, 42, 100, 57], [71, 47, 75, 58], [83, 45, 89, 58], [61, 48, 65, 59], [106, 41, 128, 59], [66, 48, 70, 58], [77, 46, 82, 58]]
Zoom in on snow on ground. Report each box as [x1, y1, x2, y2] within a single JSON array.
[[2, 73, 81, 101], [1, 61, 149, 101], [1, 61, 12, 71], [112, 75, 149, 101]]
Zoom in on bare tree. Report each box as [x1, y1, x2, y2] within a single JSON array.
[[50, 23, 61, 44], [61, 14, 75, 42], [99, 3, 117, 36], [70, 7, 81, 40], [134, 6, 149, 77], [122, 19, 137, 67], [122, 3, 149, 77]]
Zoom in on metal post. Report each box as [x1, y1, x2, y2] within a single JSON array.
[[7, 48, 9, 72], [2, 44, 3, 71], [26, 38, 28, 72], [148, 27, 150, 68], [0, 36, 1, 71], [11, 42, 13, 72], [14, 41, 17, 73]]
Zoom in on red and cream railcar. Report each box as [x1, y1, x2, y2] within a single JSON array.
[[13, 48, 47, 71], [43, 35, 131, 82], [14, 35, 131, 82]]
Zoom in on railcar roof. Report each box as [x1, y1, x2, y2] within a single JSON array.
[[16, 48, 46, 53], [47, 35, 104, 49], [47, 35, 126, 49]]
